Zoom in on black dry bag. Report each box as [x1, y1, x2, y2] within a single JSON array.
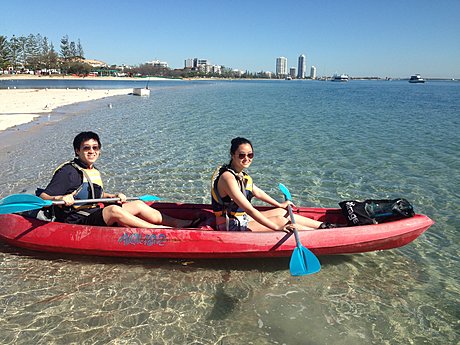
[[339, 198, 415, 226]]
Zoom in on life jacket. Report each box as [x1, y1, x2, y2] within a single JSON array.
[[211, 164, 254, 226], [54, 159, 104, 209]]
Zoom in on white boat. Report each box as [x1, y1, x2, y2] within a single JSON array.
[[331, 74, 349, 82], [133, 88, 151, 96], [409, 74, 425, 83]]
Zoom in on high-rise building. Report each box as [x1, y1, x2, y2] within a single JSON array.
[[310, 66, 317, 79], [290, 67, 296, 79], [276, 57, 288, 78], [297, 54, 306, 79], [184, 59, 194, 68], [184, 58, 210, 71]]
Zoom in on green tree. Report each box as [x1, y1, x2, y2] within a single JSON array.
[[69, 41, 77, 58], [45, 42, 59, 72], [9, 35, 21, 72], [60, 35, 71, 60], [76, 39, 84, 59], [67, 61, 92, 75], [60, 35, 71, 73], [0, 35, 10, 71], [26, 33, 42, 71], [42, 36, 50, 56], [17, 36, 28, 70]]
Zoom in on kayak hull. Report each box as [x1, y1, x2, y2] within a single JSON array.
[[0, 203, 434, 258]]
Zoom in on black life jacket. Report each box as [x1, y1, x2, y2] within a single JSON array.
[[211, 164, 254, 219]]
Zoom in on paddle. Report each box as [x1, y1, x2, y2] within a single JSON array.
[[0, 193, 161, 215], [278, 183, 321, 276]]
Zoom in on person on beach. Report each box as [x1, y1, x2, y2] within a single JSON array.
[[211, 137, 335, 232], [39, 131, 198, 228]]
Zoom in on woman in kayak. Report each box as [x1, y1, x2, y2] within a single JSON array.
[[211, 137, 332, 231], [39, 131, 198, 228]]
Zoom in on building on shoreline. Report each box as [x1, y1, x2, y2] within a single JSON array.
[[146, 60, 168, 68], [297, 54, 306, 79], [276, 57, 288, 78], [310, 66, 317, 79], [184, 58, 222, 75]]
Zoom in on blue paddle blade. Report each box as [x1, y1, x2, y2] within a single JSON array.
[[278, 183, 292, 201], [290, 246, 321, 276], [1, 194, 46, 204], [0, 194, 52, 214], [279, 182, 321, 275], [137, 195, 161, 202], [0, 193, 159, 215]]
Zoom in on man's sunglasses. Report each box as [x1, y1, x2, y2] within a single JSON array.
[[82, 145, 100, 152]]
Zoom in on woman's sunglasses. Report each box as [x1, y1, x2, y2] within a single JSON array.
[[238, 153, 254, 159]]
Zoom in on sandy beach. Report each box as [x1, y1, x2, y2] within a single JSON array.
[[0, 88, 132, 131]]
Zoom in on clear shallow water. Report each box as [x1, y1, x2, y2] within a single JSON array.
[[0, 80, 459, 344]]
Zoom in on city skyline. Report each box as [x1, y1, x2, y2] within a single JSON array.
[[1, 0, 459, 79]]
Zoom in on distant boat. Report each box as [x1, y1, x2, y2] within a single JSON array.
[[409, 74, 425, 83], [133, 88, 150, 96], [331, 74, 349, 82], [285, 76, 292, 80]]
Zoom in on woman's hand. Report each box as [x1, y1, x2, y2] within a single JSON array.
[[282, 223, 296, 232], [279, 200, 296, 209]]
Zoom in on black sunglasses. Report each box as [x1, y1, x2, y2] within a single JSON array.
[[81, 145, 100, 152], [238, 152, 254, 159]]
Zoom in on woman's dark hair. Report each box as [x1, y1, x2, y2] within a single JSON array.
[[229, 137, 253, 165], [230, 137, 253, 155], [73, 131, 102, 153]]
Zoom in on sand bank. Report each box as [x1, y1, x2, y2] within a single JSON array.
[[0, 88, 131, 131]]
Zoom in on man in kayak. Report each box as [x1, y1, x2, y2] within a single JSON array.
[[211, 137, 336, 231], [39, 131, 197, 228]]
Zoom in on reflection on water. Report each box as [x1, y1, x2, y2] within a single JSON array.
[[0, 80, 459, 344]]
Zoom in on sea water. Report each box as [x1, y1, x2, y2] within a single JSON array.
[[0, 80, 458, 344]]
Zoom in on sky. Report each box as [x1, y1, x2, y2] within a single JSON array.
[[2, 0, 459, 78]]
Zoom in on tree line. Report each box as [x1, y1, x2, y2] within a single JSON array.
[[124, 65, 272, 79], [0, 33, 91, 75], [0, 33, 271, 79]]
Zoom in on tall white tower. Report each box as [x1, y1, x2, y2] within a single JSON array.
[[276, 57, 288, 78], [310, 66, 317, 79], [297, 54, 306, 79]]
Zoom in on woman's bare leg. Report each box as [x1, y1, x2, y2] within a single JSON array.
[[248, 215, 316, 232], [260, 208, 323, 228]]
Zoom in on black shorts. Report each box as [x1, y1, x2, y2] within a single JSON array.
[[73, 208, 107, 226]]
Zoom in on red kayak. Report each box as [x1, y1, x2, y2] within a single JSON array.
[[0, 202, 434, 258]]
